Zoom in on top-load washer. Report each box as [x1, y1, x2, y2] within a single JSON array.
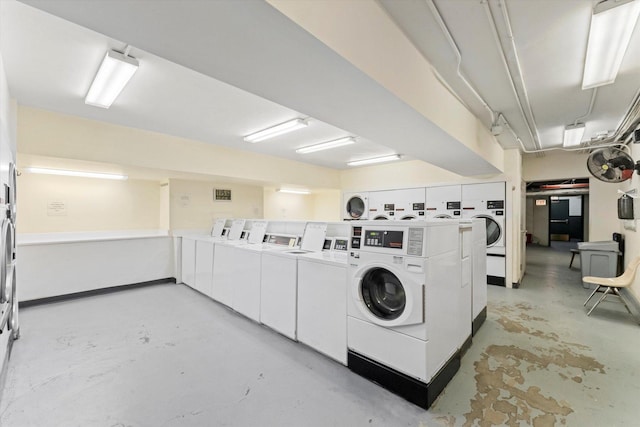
[[343, 192, 369, 220], [297, 231, 349, 364], [368, 190, 395, 220], [261, 222, 328, 340], [347, 220, 465, 409], [461, 182, 506, 286], [425, 185, 462, 219], [395, 187, 427, 220], [211, 219, 246, 306]]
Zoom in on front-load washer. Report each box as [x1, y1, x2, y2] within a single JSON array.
[[425, 185, 462, 219], [261, 222, 328, 340], [297, 235, 349, 364], [368, 190, 395, 220], [462, 182, 506, 286], [394, 187, 427, 220], [347, 220, 464, 409], [343, 192, 369, 220]]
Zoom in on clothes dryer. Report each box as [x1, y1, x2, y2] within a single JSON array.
[[347, 220, 464, 409], [395, 187, 427, 220], [368, 190, 395, 220], [343, 192, 369, 220], [461, 182, 506, 286], [425, 185, 462, 219]]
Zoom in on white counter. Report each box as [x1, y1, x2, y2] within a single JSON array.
[[17, 230, 176, 302]]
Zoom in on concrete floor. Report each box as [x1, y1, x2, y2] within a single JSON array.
[[1, 245, 639, 426]]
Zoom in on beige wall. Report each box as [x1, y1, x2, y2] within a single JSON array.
[[169, 179, 263, 231], [618, 143, 640, 300], [263, 188, 314, 221], [340, 159, 464, 191], [17, 172, 162, 233], [18, 107, 341, 189]]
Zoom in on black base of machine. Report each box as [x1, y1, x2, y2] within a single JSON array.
[[460, 334, 472, 357], [487, 275, 506, 286], [347, 349, 461, 409], [472, 306, 487, 336]]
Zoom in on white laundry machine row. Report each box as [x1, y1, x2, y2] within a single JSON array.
[[367, 188, 426, 220], [346, 220, 469, 409], [464, 218, 488, 336], [461, 182, 506, 287], [425, 184, 462, 219]]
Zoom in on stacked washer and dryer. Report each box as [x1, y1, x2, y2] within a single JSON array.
[[359, 188, 426, 221], [346, 220, 468, 409], [425, 184, 461, 219], [461, 182, 506, 286], [0, 162, 18, 341]]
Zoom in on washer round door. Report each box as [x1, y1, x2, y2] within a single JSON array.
[[346, 196, 366, 219], [374, 215, 389, 220], [435, 214, 452, 219], [476, 215, 501, 247], [360, 267, 406, 320], [401, 215, 416, 220]]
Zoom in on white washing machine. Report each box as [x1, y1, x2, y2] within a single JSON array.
[[470, 218, 487, 335], [368, 190, 395, 220], [260, 222, 327, 340], [347, 220, 464, 409], [297, 235, 349, 364], [211, 219, 246, 306], [462, 182, 506, 286], [395, 187, 427, 220], [228, 220, 269, 322], [343, 192, 369, 220], [425, 185, 462, 219]]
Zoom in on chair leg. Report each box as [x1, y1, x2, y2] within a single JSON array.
[[584, 285, 601, 307], [587, 287, 611, 316], [612, 288, 634, 315]]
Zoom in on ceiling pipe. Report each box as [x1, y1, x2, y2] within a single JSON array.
[[424, 0, 496, 124], [574, 88, 598, 126]]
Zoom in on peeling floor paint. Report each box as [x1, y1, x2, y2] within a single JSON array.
[[462, 302, 606, 427]]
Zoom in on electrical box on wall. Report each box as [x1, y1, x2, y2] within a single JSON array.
[[618, 190, 639, 231]]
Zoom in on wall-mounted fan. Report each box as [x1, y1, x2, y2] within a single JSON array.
[[587, 147, 640, 183]]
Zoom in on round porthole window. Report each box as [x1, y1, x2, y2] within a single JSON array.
[[347, 196, 365, 219], [360, 268, 406, 320]]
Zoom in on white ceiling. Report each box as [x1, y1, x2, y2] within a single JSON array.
[[2, 0, 640, 178]]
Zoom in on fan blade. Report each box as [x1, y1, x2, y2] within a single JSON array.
[[601, 167, 616, 180], [591, 151, 606, 165], [621, 169, 634, 181]]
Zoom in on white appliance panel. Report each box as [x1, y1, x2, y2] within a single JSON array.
[[181, 237, 196, 287], [232, 247, 262, 321], [211, 243, 235, 307], [297, 258, 347, 364], [194, 240, 214, 297], [260, 251, 298, 340]]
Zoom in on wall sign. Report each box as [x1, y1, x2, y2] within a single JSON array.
[[47, 200, 67, 216], [214, 188, 232, 202], [535, 199, 547, 206]]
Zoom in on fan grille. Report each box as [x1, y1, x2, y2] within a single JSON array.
[[587, 148, 634, 183]]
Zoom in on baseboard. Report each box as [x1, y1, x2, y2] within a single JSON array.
[[472, 306, 487, 336], [347, 349, 460, 409], [19, 278, 177, 308]]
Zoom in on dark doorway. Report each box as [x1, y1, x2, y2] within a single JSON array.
[[550, 199, 570, 241]]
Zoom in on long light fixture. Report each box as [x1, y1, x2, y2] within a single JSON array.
[[562, 123, 586, 147], [25, 167, 128, 180], [582, 0, 640, 89], [244, 118, 308, 143], [85, 50, 139, 108], [347, 154, 402, 167], [296, 136, 356, 154], [277, 188, 310, 195]]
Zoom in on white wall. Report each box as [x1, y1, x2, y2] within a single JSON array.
[[618, 142, 640, 300], [170, 179, 263, 230]]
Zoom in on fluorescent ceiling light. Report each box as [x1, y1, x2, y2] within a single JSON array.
[[563, 123, 586, 147], [85, 50, 139, 108], [244, 119, 308, 143], [277, 188, 310, 195], [25, 167, 128, 180], [296, 137, 356, 154], [347, 154, 402, 167], [582, 0, 640, 89]]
